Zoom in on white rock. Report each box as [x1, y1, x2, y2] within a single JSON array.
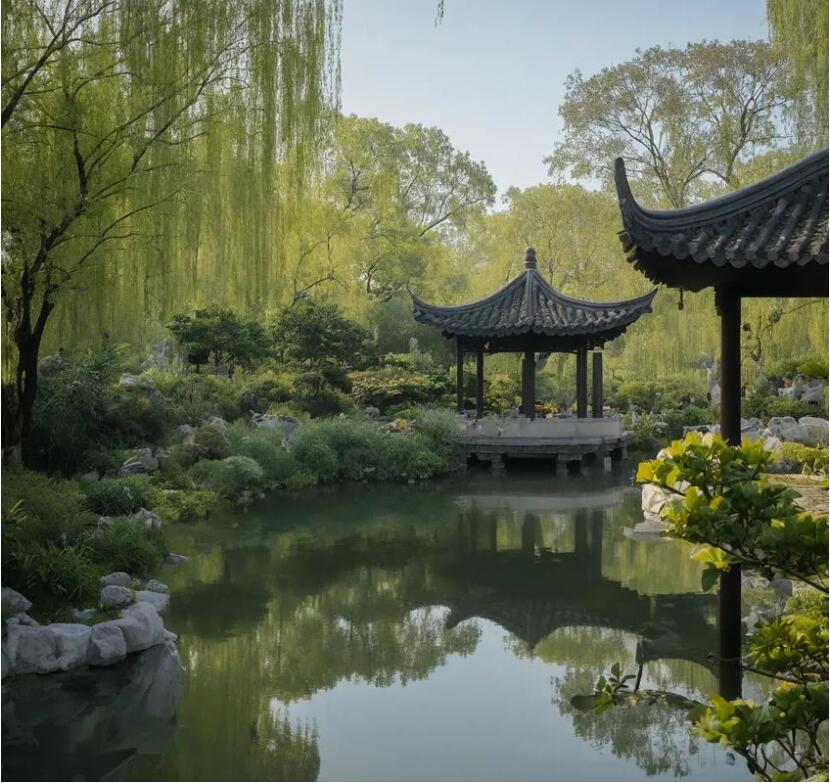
[[800, 385, 824, 404], [133, 591, 170, 615], [120, 448, 159, 475], [2, 587, 32, 616], [100, 572, 131, 588], [128, 507, 162, 530], [80, 470, 100, 483], [766, 416, 800, 442], [119, 372, 156, 391], [87, 622, 127, 666], [100, 585, 134, 609], [164, 552, 189, 565], [114, 602, 165, 653], [97, 515, 114, 527], [144, 580, 169, 594], [710, 383, 721, 404], [6, 625, 58, 674], [205, 416, 228, 433], [71, 608, 96, 621], [641, 484, 672, 518], [1, 647, 11, 679], [49, 623, 92, 671]]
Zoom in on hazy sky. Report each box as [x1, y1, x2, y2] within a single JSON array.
[[340, 0, 769, 197]]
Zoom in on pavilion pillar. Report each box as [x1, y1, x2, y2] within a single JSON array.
[[716, 286, 742, 700], [592, 351, 603, 418], [476, 351, 485, 419], [522, 350, 536, 420], [456, 339, 464, 413], [576, 347, 588, 418]]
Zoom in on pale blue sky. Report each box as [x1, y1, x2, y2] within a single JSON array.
[[340, 0, 769, 197]]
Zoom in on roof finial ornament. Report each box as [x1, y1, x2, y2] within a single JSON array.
[[524, 247, 537, 269]]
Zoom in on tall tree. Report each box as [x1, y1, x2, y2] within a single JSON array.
[[1, 0, 341, 463], [547, 41, 793, 207], [767, 0, 829, 145]]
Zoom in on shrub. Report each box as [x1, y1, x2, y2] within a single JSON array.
[[292, 386, 353, 417], [2, 543, 98, 613], [29, 345, 123, 474], [191, 456, 266, 504], [290, 424, 342, 482], [662, 405, 717, 440], [86, 521, 166, 577], [780, 443, 829, 474], [742, 395, 822, 421], [192, 423, 231, 459], [797, 359, 829, 379], [765, 358, 801, 382], [82, 476, 150, 515], [350, 366, 450, 414], [108, 385, 172, 445], [608, 377, 707, 413], [226, 420, 300, 485], [378, 434, 444, 479], [485, 372, 519, 414], [238, 371, 295, 412], [153, 371, 242, 423], [149, 488, 217, 523], [623, 412, 667, 453]]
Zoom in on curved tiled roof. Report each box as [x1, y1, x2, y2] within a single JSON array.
[[411, 248, 656, 339], [614, 149, 829, 292]]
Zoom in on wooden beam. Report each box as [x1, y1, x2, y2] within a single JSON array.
[[716, 286, 742, 700], [592, 351, 603, 418], [476, 352, 485, 419], [456, 339, 464, 413], [522, 350, 536, 420]]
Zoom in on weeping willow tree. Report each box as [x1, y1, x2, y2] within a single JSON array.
[[767, 0, 829, 145], [1, 0, 341, 462]]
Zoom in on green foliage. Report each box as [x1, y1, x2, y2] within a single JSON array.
[[485, 371, 519, 415], [637, 433, 828, 592], [662, 406, 718, 439], [743, 395, 824, 422], [153, 372, 243, 423], [609, 377, 707, 413], [148, 489, 217, 524], [689, 683, 828, 781], [746, 615, 828, 682], [192, 424, 232, 460], [796, 359, 828, 379], [623, 412, 667, 453], [292, 386, 354, 418], [593, 662, 637, 713], [86, 521, 166, 578], [191, 456, 266, 505], [81, 477, 150, 516], [226, 420, 300, 486], [273, 300, 372, 368], [786, 589, 829, 628], [168, 308, 270, 372], [780, 443, 829, 475], [29, 346, 123, 474], [350, 365, 450, 414], [1, 469, 165, 615]]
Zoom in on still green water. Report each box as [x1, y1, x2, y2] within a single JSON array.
[[4, 468, 756, 781]]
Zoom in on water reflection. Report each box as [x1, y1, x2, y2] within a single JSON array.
[[3, 470, 750, 781]]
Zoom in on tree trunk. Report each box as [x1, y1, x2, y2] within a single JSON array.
[[11, 272, 54, 467]]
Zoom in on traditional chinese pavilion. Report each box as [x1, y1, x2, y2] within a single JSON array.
[[614, 147, 829, 698], [412, 247, 656, 421]]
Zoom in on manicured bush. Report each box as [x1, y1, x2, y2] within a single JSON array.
[[797, 359, 829, 379], [82, 476, 150, 515], [290, 424, 343, 482], [350, 366, 450, 413], [623, 412, 668, 453], [292, 386, 354, 417], [238, 371, 295, 412], [608, 376, 707, 413], [108, 385, 173, 445], [191, 456, 266, 504], [192, 423, 231, 459], [378, 434, 444, 479]]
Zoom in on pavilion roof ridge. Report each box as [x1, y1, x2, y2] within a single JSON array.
[[613, 148, 829, 294]]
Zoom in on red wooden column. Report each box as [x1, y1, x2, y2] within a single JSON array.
[[717, 286, 742, 700]]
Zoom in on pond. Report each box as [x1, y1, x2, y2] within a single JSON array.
[[3, 466, 758, 781]]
